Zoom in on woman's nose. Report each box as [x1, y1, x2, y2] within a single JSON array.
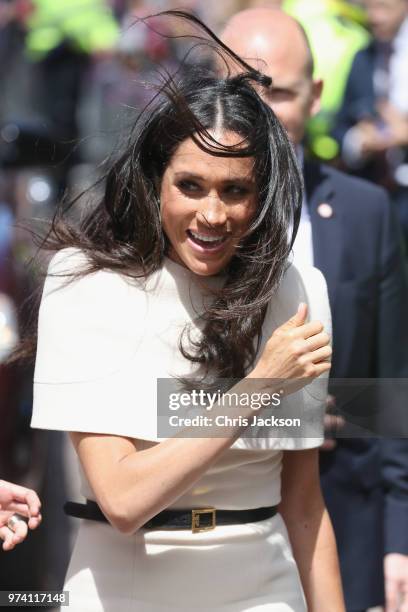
[[197, 194, 227, 227]]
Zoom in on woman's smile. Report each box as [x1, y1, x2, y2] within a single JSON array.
[[186, 228, 230, 254]]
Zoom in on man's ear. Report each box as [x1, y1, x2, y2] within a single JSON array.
[[310, 78, 323, 118]]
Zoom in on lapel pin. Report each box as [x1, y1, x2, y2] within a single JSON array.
[[317, 203, 333, 219]]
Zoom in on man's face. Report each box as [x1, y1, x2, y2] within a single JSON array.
[[221, 37, 321, 145], [259, 55, 319, 145], [363, 0, 408, 42], [247, 0, 284, 7]]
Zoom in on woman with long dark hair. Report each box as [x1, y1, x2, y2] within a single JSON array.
[[27, 11, 344, 611]]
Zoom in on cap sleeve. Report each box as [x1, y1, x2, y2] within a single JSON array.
[[273, 263, 331, 450], [232, 263, 331, 452], [31, 248, 149, 436]]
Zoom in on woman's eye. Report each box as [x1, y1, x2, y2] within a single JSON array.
[[177, 180, 201, 193], [224, 185, 249, 197]]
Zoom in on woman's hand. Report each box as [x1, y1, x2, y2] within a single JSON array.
[[0, 480, 42, 551], [249, 303, 331, 393]]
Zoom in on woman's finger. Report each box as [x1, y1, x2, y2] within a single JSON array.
[[0, 485, 13, 509], [0, 511, 13, 528], [296, 320, 325, 340], [310, 361, 332, 377], [307, 345, 332, 364], [0, 526, 16, 551], [279, 303, 308, 331], [1, 508, 42, 531], [10, 518, 28, 542], [0, 515, 29, 550], [305, 332, 330, 352], [24, 489, 42, 517], [0, 502, 32, 516], [0, 481, 41, 516], [27, 513, 42, 530]]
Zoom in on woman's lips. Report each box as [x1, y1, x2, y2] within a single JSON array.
[[186, 229, 229, 254]]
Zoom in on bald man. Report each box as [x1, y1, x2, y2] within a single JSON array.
[[222, 9, 408, 612]]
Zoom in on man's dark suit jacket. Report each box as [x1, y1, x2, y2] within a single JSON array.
[[332, 42, 408, 238], [333, 43, 377, 147], [304, 159, 408, 610]]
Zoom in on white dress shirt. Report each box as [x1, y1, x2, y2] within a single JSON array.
[[290, 146, 314, 268], [388, 16, 408, 114]]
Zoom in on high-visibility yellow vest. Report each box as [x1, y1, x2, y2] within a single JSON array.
[[25, 0, 119, 60], [283, 0, 370, 159]]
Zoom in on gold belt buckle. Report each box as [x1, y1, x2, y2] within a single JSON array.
[[191, 507, 216, 533]]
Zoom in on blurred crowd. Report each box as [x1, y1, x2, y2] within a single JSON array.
[[0, 0, 407, 610]]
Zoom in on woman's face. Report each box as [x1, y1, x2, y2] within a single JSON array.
[[160, 130, 258, 276]]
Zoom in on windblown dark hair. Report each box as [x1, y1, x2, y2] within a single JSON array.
[[12, 10, 303, 391]]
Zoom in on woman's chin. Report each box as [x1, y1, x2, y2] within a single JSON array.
[[187, 258, 226, 277], [170, 248, 230, 276]]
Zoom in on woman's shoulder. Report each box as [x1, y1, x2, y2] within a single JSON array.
[[265, 262, 331, 332], [39, 247, 152, 351], [47, 246, 88, 271], [46, 246, 136, 283], [43, 247, 150, 306], [35, 248, 151, 384], [275, 262, 329, 309], [280, 261, 327, 295]]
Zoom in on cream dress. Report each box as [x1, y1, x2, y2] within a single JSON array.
[[31, 248, 331, 611]]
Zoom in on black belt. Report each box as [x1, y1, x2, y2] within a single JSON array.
[[64, 500, 278, 534]]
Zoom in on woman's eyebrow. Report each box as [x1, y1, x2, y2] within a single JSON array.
[[223, 177, 255, 186], [174, 172, 205, 180], [174, 172, 255, 185]]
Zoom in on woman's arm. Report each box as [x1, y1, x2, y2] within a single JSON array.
[[70, 421, 247, 535], [278, 449, 345, 612], [69, 304, 331, 536]]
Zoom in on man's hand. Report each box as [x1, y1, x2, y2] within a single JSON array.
[[0, 480, 42, 551], [385, 553, 408, 612], [355, 119, 390, 156], [377, 101, 408, 149], [321, 395, 345, 451]]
